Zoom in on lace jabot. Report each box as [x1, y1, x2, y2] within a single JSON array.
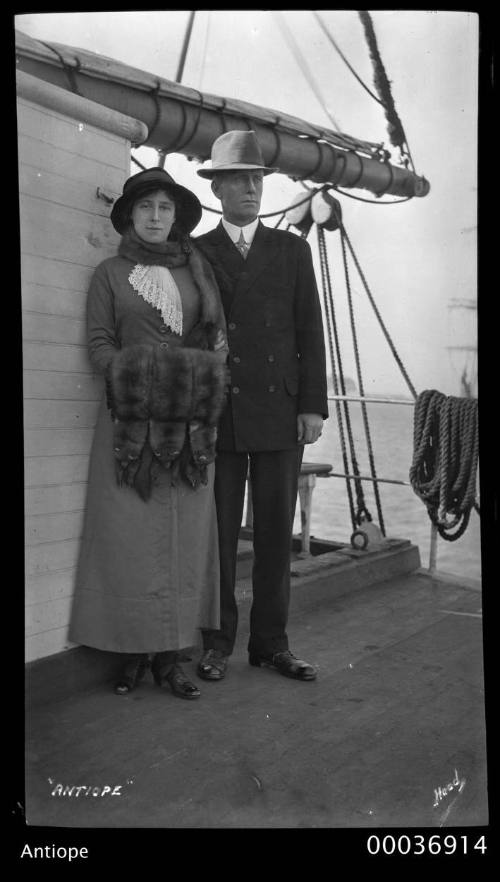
[[119, 229, 188, 335], [128, 264, 183, 335]]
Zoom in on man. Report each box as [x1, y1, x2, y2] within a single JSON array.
[[195, 130, 328, 682]]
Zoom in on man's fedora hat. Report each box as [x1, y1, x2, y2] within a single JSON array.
[[197, 130, 279, 178], [110, 167, 202, 235]]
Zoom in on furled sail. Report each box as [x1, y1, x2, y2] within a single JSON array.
[[15, 30, 430, 199]]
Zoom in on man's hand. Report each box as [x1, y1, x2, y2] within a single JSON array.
[[297, 413, 323, 445]]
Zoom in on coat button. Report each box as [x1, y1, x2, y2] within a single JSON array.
[[267, 354, 275, 362], [232, 386, 240, 394], [160, 342, 169, 349], [159, 326, 167, 334], [233, 356, 241, 363], [228, 322, 236, 331], [268, 385, 276, 393]]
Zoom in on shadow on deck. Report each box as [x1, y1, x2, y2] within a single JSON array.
[[25, 538, 487, 830]]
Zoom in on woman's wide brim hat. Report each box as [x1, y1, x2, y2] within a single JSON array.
[[197, 130, 279, 178], [110, 167, 202, 235]]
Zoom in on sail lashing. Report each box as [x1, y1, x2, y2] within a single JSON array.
[[15, 29, 430, 199]]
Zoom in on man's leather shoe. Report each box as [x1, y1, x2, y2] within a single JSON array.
[[197, 649, 229, 681], [249, 650, 317, 680]]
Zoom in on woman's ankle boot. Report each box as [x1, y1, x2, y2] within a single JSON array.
[[114, 653, 149, 695], [151, 651, 200, 700]]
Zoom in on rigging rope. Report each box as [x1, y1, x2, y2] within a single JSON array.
[[317, 225, 371, 529], [196, 10, 211, 90], [317, 227, 357, 529], [272, 11, 343, 134], [331, 186, 411, 206], [196, 186, 322, 219], [409, 390, 479, 541], [357, 11, 415, 171], [338, 222, 386, 534], [131, 155, 147, 170], [338, 222, 418, 400], [313, 12, 385, 107]]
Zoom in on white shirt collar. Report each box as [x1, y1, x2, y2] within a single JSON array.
[[221, 217, 259, 247]]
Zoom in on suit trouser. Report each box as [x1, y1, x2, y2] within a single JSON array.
[[202, 447, 303, 656]]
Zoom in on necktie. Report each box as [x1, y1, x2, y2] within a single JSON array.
[[236, 230, 249, 259]]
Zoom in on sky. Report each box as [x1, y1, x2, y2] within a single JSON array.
[[15, 10, 479, 397]]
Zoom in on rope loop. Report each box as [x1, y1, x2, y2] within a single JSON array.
[[38, 41, 82, 95], [409, 390, 479, 541]]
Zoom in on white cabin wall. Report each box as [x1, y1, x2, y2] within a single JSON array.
[[19, 94, 132, 662]]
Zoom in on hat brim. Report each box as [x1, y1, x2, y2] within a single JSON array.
[[111, 180, 202, 235], [197, 163, 279, 179]]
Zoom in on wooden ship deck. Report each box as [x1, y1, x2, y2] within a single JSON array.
[[25, 541, 487, 830]]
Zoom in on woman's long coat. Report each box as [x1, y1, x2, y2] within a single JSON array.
[[69, 249, 227, 653]]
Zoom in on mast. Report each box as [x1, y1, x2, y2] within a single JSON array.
[[15, 30, 430, 199], [175, 11, 196, 83]]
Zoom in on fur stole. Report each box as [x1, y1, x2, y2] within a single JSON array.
[[108, 344, 228, 499]]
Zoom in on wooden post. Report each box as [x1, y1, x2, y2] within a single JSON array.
[[298, 473, 316, 555], [429, 522, 438, 574]]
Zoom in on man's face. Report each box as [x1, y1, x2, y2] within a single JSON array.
[[211, 170, 264, 226]]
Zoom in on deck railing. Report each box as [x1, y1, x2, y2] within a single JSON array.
[[244, 393, 458, 572], [324, 393, 440, 572]]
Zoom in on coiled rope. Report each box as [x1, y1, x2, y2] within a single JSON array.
[[409, 390, 479, 541]]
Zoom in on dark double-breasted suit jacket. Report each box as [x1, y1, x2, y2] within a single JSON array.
[[195, 221, 329, 451]]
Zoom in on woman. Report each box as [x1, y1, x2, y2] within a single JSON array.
[[69, 167, 228, 700]]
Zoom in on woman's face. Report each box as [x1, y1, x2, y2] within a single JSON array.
[[131, 189, 176, 243]]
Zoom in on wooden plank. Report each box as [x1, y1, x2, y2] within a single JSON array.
[[26, 539, 81, 579], [25, 483, 88, 517], [19, 165, 121, 219], [24, 370, 103, 401], [24, 399, 99, 429], [26, 628, 74, 664], [23, 283, 88, 319], [19, 195, 118, 266], [26, 567, 77, 607], [18, 133, 126, 204], [24, 428, 94, 457], [26, 510, 84, 546], [23, 341, 93, 374], [22, 311, 86, 346], [21, 254, 93, 293], [25, 455, 90, 488], [26, 595, 73, 635], [17, 103, 129, 170]]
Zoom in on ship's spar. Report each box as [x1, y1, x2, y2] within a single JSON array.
[[15, 29, 430, 200]]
